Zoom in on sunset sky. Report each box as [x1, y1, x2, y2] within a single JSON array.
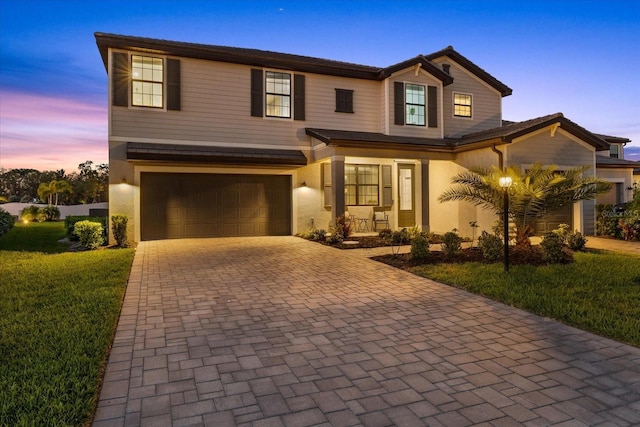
[[1, 0, 639, 173]]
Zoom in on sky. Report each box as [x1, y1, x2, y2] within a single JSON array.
[[0, 0, 639, 173]]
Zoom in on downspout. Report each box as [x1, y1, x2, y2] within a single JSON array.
[[491, 144, 504, 170]]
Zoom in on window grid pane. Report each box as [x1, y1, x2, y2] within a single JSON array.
[[454, 93, 472, 117], [266, 71, 291, 118], [345, 164, 379, 206], [132, 55, 164, 108], [405, 84, 426, 126]]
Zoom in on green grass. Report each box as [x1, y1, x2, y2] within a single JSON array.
[[0, 221, 135, 426], [0, 221, 69, 253], [411, 251, 640, 347]]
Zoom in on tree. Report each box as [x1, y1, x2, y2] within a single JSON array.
[[438, 163, 611, 248], [36, 179, 72, 206]]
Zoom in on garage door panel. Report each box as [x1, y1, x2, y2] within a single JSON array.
[[141, 173, 291, 240]]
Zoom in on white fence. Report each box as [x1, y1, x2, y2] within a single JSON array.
[[1, 202, 109, 220]]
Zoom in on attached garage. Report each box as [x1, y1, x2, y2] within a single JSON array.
[[141, 172, 292, 240], [532, 204, 573, 235]]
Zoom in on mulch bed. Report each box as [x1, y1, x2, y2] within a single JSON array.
[[372, 246, 574, 269]]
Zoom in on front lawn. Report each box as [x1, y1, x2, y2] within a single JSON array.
[[406, 251, 640, 347], [0, 221, 135, 426]]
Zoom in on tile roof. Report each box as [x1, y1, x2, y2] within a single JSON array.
[[126, 142, 307, 166], [595, 156, 640, 168]]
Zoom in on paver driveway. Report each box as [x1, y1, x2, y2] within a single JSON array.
[[93, 237, 640, 426]]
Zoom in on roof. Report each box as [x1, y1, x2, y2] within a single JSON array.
[[594, 133, 631, 145], [94, 33, 499, 86], [425, 46, 513, 97], [126, 142, 307, 166], [595, 156, 640, 168], [456, 113, 610, 150], [307, 113, 613, 153]]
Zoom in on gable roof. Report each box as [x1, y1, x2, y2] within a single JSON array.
[[307, 113, 612, 153], [456, 112, 610, 150], [424, 46, 513, 97]]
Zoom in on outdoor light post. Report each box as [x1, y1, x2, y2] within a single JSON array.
[[499, 176, 513, 272]]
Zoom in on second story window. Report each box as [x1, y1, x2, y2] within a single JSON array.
[[335, 89, 354, 113], [610, 144, 619, 158], [454, 93, 472, 117], [405, 84, 425, 126], [132, 55, 164, 108], [265, 71, 291, 118]]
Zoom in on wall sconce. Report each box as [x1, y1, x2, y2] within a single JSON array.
[[300, 181, 307, 188], [121, 176, 128, 184]]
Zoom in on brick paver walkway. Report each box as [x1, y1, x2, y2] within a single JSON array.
[[93, 237, 640, 426]]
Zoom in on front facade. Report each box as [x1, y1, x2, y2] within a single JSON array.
[[96, 33, 635, 243]]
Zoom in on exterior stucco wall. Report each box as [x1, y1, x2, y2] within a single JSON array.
[[596, 168, 634, 205]]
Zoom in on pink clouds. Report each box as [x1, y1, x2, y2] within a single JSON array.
[[0, 90, 107, 173]]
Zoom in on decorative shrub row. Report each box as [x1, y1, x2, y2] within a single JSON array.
[[19, 205, 60, 222], [0, 207, 15, 237]]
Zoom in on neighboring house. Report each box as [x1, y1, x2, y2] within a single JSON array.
[[95, 33, 635, 243]]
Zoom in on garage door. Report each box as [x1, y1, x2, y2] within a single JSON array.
[[141, 173, 291, 240], [532, 204, 573, 235]]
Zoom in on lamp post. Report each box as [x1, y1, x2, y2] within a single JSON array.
[[499, 176, 513, 272]]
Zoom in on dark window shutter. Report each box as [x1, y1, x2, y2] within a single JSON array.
[[382, 165, 392, 207], [167, 59, 181, 111], [294, 74, 305, 120], [428, 85, 437, 128], [322, 163, 332, 207], [250, 69, 263, 117], [394, 82, 404, 125], [112, 52, 129, 107]]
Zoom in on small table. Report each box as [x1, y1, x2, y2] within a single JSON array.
[[356, 218, 369, 232]]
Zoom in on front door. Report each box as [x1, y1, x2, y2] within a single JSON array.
[[397, 164, 415, 227]]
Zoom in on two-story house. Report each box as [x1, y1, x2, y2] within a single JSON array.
[[95, 33, 635, 243]]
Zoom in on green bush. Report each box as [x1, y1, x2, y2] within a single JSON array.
[[442, 230, 462, 257], [378, 229, 392, 239], [111, 214, 129, 247], [334, 215, 352, 239], [20, 205, 41, 222], [73, 220, 105, 250], [477, 231, 503, 261], [39, 206, 60, 222], [311, 229, 326, 242], [410, 232, 430, 261], [0, 208, 15, 236], [596, 204, 620, 237], [566, 230, 587, 251], [540, 232, 566, 263], [65, 216, 107, 241]]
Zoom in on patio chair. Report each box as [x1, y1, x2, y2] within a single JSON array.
[[372, 207, 389, 231]]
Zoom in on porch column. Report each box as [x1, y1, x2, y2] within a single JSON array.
[[331, 156, 345, 220], [421, 160, 430, 232]]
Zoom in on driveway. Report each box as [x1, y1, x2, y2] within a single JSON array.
[[93, 237, 640, 426]]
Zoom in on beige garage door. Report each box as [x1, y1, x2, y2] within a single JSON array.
[[141, 173, 291, 240], [532, 204, 573, 235]]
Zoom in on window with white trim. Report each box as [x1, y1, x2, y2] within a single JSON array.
[[132, 55, 164, 108], [453, 93, 472, 117], [405, 84, 425, 126], [265, 71, 291, 118]]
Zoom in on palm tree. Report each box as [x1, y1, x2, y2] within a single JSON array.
[[37, 181, 53, 206], [36, 179, 72, 206], [439, 163, 611, 248], [51, 180, 72, 206]]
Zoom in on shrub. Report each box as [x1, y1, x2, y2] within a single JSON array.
[[477, 231, 503, 262], [328, 228, 344, 244], [378, 229, 392, 239], [596, 204, 619, 237], [334, 215, 352, 239], [73, 220, 105, 250], [540, 232, 566, 263], [410, 232, 430, 261], [65, 216, 107, 241], [566, 230, 587, 251], [406, 224, 422, 240], [619, 217, 640, 241], [385, 229, 409, 255], [20, 205, 41, 222], [306, 228, 326, 242], [442, 230, 462, 257], [111, 214, 129, 247], [0, 208, 15, 236], [39, 206, 60, 222]]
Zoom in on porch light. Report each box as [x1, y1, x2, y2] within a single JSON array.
[[499, 176, 512, 272]]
